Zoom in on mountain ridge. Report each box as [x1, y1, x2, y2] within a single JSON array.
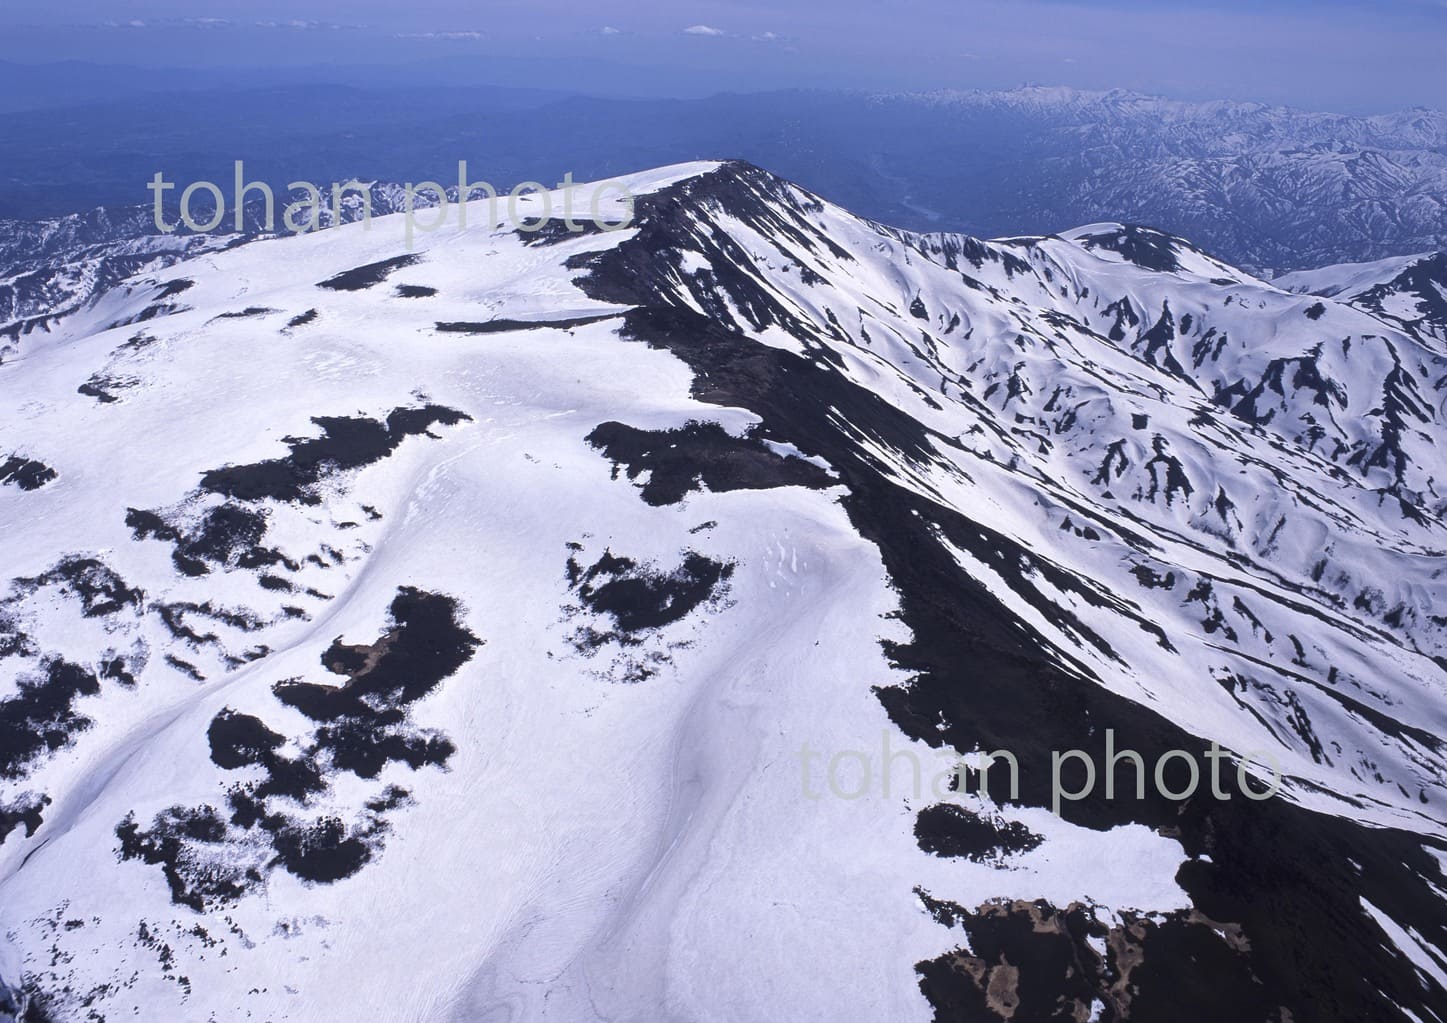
[[0, 159, 1442, 1022]]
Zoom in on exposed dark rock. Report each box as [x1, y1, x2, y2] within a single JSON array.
[[560, 162, 1447, 1022], [118, 587, 481, 910], [197, 404, 471, 505], [0, 456, 56, 491], [913, 803, 1042, 862], [434, 313, 618, 334], [587, 420, 833, 505], [316, 254, 421, 291]]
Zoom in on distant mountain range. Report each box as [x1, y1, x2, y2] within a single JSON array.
[[4, 84, 1447, 273]]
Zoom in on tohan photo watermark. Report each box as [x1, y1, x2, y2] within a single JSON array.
[[147, 160, 636, 247], [799, 729, 1282, 816]]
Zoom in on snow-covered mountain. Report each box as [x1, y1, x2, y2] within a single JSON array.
[[0, 161, 1443, 1022], [1280, 250, 1447, 346], [0, 185, 432, 359], [864, 87, 1447, 272], [0, 208, 225, 357], [8, 85, 1447, 292]]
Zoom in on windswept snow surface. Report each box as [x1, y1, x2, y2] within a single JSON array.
[[0, 162, 1443, 1022]]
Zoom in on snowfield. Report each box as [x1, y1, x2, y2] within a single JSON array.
[[0, 161, 1443, 1022]]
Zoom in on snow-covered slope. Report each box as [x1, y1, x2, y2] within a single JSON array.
[[0, 185, 432, 360], [0, 208, 226, 358], [1280, 250, 1447, 346], [0, 161, 1443, 1022]]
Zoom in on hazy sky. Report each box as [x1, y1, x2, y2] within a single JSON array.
[[3, 1, 1445, 112]]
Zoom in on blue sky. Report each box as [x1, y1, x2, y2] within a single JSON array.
[[2, 1, 1445, 112]]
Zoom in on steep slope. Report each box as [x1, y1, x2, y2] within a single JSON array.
[[0, 161, 1443, 1022]]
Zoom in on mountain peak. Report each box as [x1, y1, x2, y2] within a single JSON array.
[[0, 158, 1443, 1023]]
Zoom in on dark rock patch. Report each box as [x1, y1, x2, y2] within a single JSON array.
[[1072, 225, 1188, 273], [118, 587, 480, 911], [206, 710, 286, 772], [561, 543, 735, 683], [270, 816, 377, 883], [916, 898, 1275, 1023], [0, 793, 50, 845], [0, 559, 147, 783], [566, 547, 733, 638], [116, 805, 259, 911], [154, 279, 194, 299], [0, 658, 103, 778], [393, 285, 437, 299], [586, 420, 833, 505], [434, 313, 618, 334], [12, 557, 143, 618], [913, 803, 1042, 862], [0, 608, 33, 660], [0, 455, 57, 491], [77, 373, 138, 403], [126, 505, 291, 578], [316, 254, 421, 291], [155, 601, 263, 648], [197, 404, 470, 505], [164, 655, 204, 681], [517, 218, 606, 246], [1130, 564, 1176, 590], [115, 331, 158, 354]]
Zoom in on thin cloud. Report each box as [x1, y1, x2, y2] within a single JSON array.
[[396, 30, 486, 40], [253, 19, 358, 31], [683, 25, 727, 37], [601, 26, 622, 35], [102, 17, 359, 31]]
